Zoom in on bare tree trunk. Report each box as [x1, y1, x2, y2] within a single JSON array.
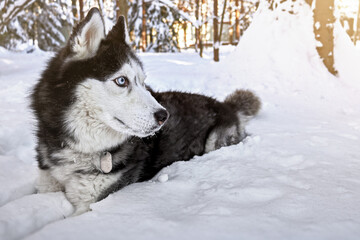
[[183, 22, 187, 48], [204, 0, 209, 48], [314, 0, 337, 75], [175, 24, 180, 50], [199, 0, 204, 57], [239, 0, 244, 36], [116, 0, 129, 25], [219, 0, 228, 43], [354, 0, 360, 45], [229, 4, 233, 45], [235, 0, 240, 43], [213, 0, 219, 61], [32, 2, 37, 46], [71, 0, 78, 20], [142, 0, 147, 52], [195, 0, 200, 52], [150, 28, 153, 44], [79, 0, 84, 20]]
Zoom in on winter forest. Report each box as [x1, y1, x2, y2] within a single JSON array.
[[1, 0, 360, 239], [2, 0, 359, 62]]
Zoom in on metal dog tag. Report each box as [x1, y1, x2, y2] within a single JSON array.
[[100, 152, 112, 173]]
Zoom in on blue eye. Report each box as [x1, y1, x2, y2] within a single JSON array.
[[113, 76, 129, 87]]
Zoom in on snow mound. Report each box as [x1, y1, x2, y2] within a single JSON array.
[[221, 1, 360, 110]]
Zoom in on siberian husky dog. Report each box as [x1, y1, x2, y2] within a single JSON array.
[[31, 8, 261, 215]]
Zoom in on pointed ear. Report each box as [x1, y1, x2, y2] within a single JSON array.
[[68, 8, 105, 60], [106, 16, 130, 44]]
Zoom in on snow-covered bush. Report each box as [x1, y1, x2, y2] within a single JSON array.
[[0, 0, 74, 51], [128, 0, 180, 52]]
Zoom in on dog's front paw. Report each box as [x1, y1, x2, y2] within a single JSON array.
[[71, 205, 91, 217], [36, 170, 64, 193]]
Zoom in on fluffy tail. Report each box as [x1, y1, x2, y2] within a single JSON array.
[[224, 90, 261, 117]]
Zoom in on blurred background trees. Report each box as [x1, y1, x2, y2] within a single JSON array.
[[0, 0, 359, 64], [0, 0, 260, 54], [0, 0, 74, 51]]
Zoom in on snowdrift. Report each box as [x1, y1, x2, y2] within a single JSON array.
[[222, 1, 360, 108]]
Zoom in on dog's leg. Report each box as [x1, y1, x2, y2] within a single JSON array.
[[63, 172, 122, 216], [36, 169, 64, 193], [205, 90, 261, 153], [205, 125, 245, 153]]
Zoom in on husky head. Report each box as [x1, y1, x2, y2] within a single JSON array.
[[50, 8, 169, 152]]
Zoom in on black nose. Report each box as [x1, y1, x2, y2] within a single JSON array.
[[154, 109, 169, 125]]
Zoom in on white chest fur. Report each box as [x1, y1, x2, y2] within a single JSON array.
[[49, 147, 122, 215]]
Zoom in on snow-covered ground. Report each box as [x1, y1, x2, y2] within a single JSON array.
[[1, 2, 360, 240]]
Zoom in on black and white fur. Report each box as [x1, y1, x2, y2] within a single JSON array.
[[31, 8, 261, 215]]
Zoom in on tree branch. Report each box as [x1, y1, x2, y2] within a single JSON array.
[[0, 0, 35, 32]]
